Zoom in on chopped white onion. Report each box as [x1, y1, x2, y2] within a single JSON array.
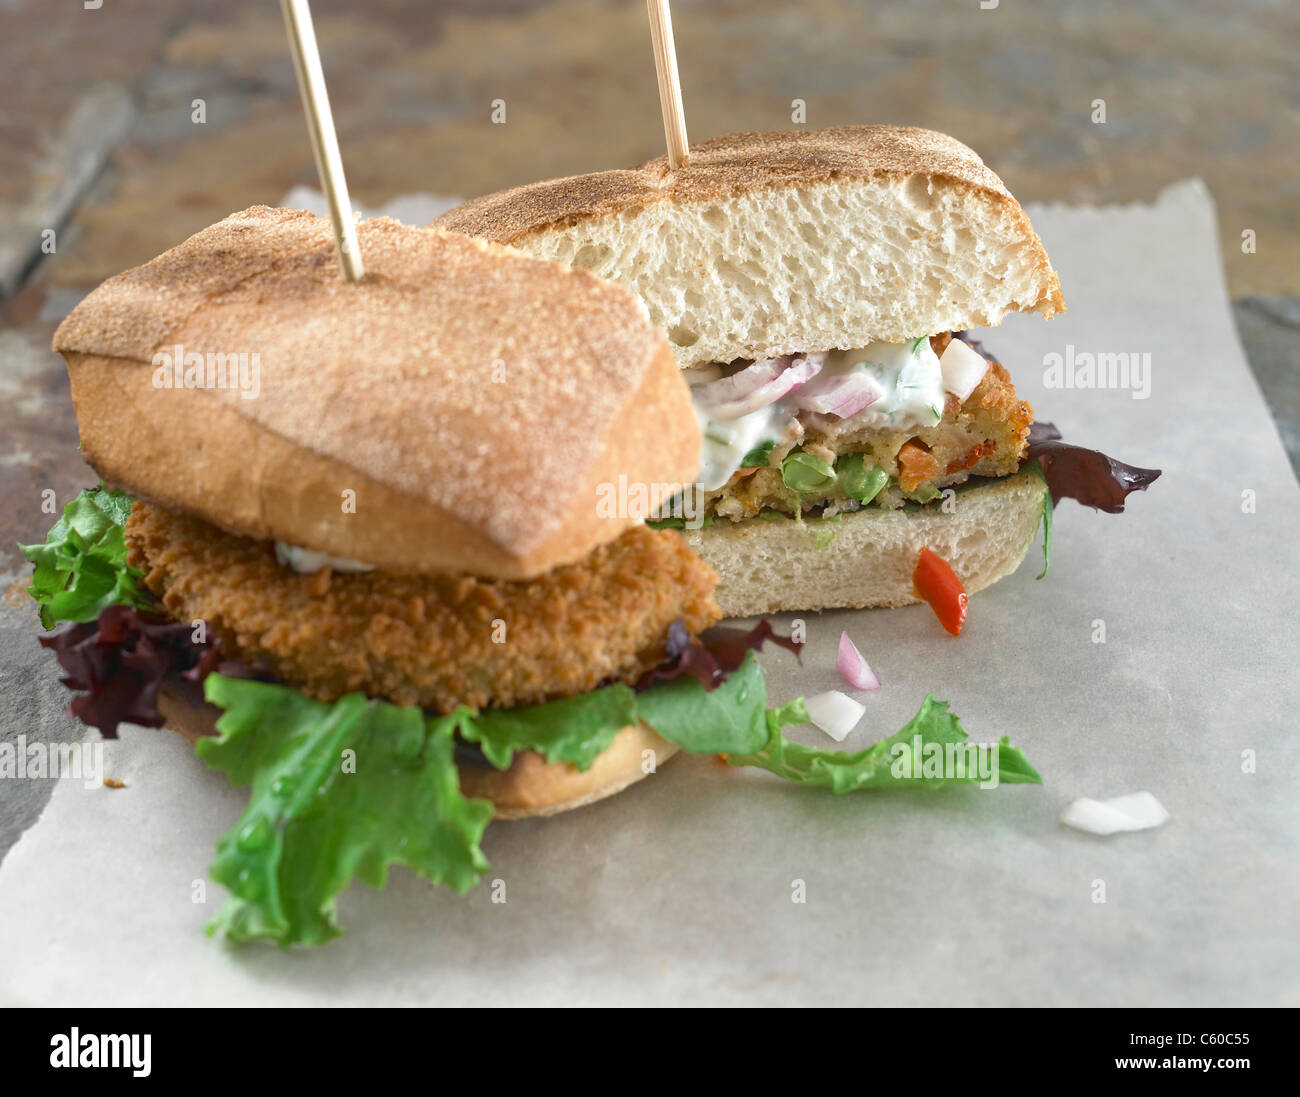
[[803, 690, 866, 743], [790, 371, 882, 418], [1060, 791, 1169, 836], [836, 631, 881, 691], [939, 338, 990, 402], [693, 354, 824, 420]]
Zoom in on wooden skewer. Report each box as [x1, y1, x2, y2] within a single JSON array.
[[279, 0, 363, 281], [646, 0, 689, 169]]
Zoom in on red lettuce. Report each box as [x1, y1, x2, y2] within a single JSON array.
[[1026, 421, 1162, 513], [640, 618, 803, 692], [39, 606, 205, 738], [954, 334, 1162, 512], [37, 605, 260, 738]]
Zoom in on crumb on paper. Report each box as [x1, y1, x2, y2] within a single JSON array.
[[104, 776, 126, 789]]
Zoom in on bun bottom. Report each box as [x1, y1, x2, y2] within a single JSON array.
[[683, 468, 1047, 617], [155, 684, 676, 820]]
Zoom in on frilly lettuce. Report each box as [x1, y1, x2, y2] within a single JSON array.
[[20, 487, 152, 628], [197, 676, 493, 947], [23, 489, 1043, 948]]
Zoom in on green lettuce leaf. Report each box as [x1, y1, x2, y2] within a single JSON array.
[[24, 491, 1044, 949], [19, 487, 151, 627], [1027, 459, 1053, 578], [646, 515, 715, 530], [194, 659, 1039, 946], [636, 655, 770, 754], [642, 654, 1041, 791], [196, 675, 493, 947], [464, 683, 636, 771], [731, 693, 1042, 791]]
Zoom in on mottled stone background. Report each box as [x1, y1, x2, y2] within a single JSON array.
[[0, 0, 1297, 855]]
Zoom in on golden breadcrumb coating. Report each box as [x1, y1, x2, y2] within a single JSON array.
[[704, 341, 1032, 520], [126, 502, 720, 714]]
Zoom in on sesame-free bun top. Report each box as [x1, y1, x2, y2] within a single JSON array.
[[53, 206, 699, 579], [435, 125, 1065, 367]]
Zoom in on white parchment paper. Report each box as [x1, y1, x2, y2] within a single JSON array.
[[2, 181, 1297, 1006]]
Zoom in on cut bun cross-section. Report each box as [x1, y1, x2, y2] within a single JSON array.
[[435, 125, 1064, 369], [437, 125, 1064, 616]]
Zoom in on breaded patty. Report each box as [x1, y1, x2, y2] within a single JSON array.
[[704, 344, 1032, 520], [126, 502, 720, 714]]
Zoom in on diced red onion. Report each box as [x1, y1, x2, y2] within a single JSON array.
[[693, 354, 824, 420], [804, 690, 865, 742], [836, 631, 881, 691], [790, 371, 882, 418], [789, 352, 828, 376], [939, 338, 990, 402]]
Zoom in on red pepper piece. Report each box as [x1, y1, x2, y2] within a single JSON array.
[[913, 547, 968, 636]]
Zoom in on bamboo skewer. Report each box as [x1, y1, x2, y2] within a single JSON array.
[[279, 0, 364, 281], [645, 0, 690, 169]]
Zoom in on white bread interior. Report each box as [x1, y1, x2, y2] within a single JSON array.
[[681, 469, 1047, 617], [512, 177, 1059, 368], [435, 126, 1064, 368]]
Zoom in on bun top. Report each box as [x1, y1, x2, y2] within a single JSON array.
[[434, 126, 1064, 367], [436, 124, 1012, 244], [54, 206, 700, 579]]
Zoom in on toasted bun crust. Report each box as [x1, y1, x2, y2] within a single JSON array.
[[682, 469, 1048, 617], [156, 682, 676, 820], [435, 125, 1064, 367], [456, 720, 677, 819], [54, 206, 700, 579]]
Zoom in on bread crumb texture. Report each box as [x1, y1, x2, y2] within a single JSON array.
[[127, 499, 720, 714]]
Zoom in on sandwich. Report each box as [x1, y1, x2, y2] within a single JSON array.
[[435, 125, 1160, 619], [26, 205, 1042, 946]]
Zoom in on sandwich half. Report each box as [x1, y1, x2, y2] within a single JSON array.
[[45, 205, 718, 822], [436, 125, 1156, 617]]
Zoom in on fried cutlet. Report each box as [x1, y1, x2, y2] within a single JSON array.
[[126, 501, 720, 714]]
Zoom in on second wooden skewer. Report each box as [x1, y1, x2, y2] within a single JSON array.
[[646, 0, 690, 170]]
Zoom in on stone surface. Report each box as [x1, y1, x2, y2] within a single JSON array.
[[0, 0, 187, 292], [1233, 297, 1300, 469], [7, 0, 1296, 297], [0, 320, 99, 865]]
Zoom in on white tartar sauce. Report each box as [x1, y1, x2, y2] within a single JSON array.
[[818, 339, 947, 429], [694, 401, 790, 491], [274, 542, 375, 574]]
